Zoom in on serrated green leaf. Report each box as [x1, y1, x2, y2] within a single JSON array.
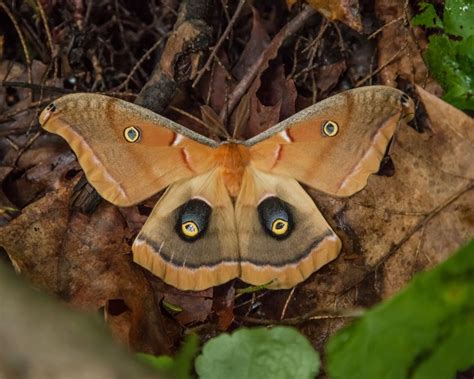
[[326, 240, 474, 379], [444, 0, 474, 39], [412, 2, 444, 29], [195, 327, 320, 379]]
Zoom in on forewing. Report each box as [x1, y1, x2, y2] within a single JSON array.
[[247, 86, 414, 197], [39, 93, 217, 206]]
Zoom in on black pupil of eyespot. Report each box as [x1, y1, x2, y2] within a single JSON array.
[[275, 221, 285, 229], [186, 224, 195, 232], [326, 124, 334, 133], [128, 129, 137, 139]]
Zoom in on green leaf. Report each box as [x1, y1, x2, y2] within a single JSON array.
[[411, 0, 474, 109], [326, 240, 474, 379], [444, 0, 474, 39], [195, 326, 320, 379], [412, 2, 444, 29], [425, 34, 474, 110], [138, 334, 199, 379]]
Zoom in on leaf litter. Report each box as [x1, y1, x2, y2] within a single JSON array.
[[0, 0, 472, 369]]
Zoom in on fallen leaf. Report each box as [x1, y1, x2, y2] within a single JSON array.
[[315, 60, 347, 95], [373, 0, 441, 94], [288, 0, 362, 32], [0, 183, 174, 355], [213, 284, 236, 331], [232, 8, 271, 81], [162, 287, 213, 325]]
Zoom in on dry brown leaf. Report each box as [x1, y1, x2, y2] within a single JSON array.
[[197, 51, 235, 116], [213, 285, 236, 331], [230, 11, 297, 138], [315, 60, 347, 95], [288, 0, 362, 32], [0, 183, 174, 354], [232, 8, 271, 81], [162, 287, 213, 325], [373, 0, 441, 94]]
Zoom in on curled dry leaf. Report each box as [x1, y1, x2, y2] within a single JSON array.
[[287, 0, 362, 32]]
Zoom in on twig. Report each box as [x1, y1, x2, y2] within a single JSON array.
[[0, 97, 56, 124], [368, 16, 404, 40], [136, 0, 213, 114], [1, 81, 73, 94], [35, 0, 57, 77], [374, 182, 474, 270], [168, 105, 228, 138], [0, 1, 32, 86], [192, 0, 246, 88], [344, 181, 474, 295], [219, 5, 316, 121], [114, 36, 166, 91], [355, 42, 408, 87], [239, 307, 365, 326], [280, 287, 296, 320]]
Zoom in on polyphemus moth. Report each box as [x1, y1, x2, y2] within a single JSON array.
[[39, 86, 413, 291]]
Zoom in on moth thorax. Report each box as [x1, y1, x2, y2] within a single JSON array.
[[215, 144, 249, 198], [222, 167, 244, 198]]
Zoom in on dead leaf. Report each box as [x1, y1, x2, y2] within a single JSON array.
[[373, 0, 441, 94], [0, 183, 174, 355], [288, 0, 362, 32], [230, 11, 298, 138], [213, 285, 236, 331], [232, 8, 271, 81], [315, 60, 347, 95]]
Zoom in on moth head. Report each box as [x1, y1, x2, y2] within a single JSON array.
[[321, 120, 339, 137], [176, 199, 212, 241], [123, 126, 141, 143], [258, 196, 293, 240]]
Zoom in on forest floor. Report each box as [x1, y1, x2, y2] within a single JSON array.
[[0, 1, 473, 377]]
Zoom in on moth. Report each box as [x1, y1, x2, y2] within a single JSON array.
[[39, 86, 413, 291]]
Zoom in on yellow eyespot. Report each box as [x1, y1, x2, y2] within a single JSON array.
[[124, 126, 141, 142], [322, 120, 339, 137], [271, 219, 289, 235], [182, 221, 199, 238]]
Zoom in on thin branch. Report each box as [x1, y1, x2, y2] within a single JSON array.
[[114, 36, 166, 91], [35, 0, 57, 77], [239, 307, 365, 326], [192, 0, 246, 88], [0, 1, 32, 85], [219, 5, 316, 121], [355, 42, 408, 87]]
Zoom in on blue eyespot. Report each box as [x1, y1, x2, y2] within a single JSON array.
[[123, 126, 141, 143], [321, 121, 339, 137]]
